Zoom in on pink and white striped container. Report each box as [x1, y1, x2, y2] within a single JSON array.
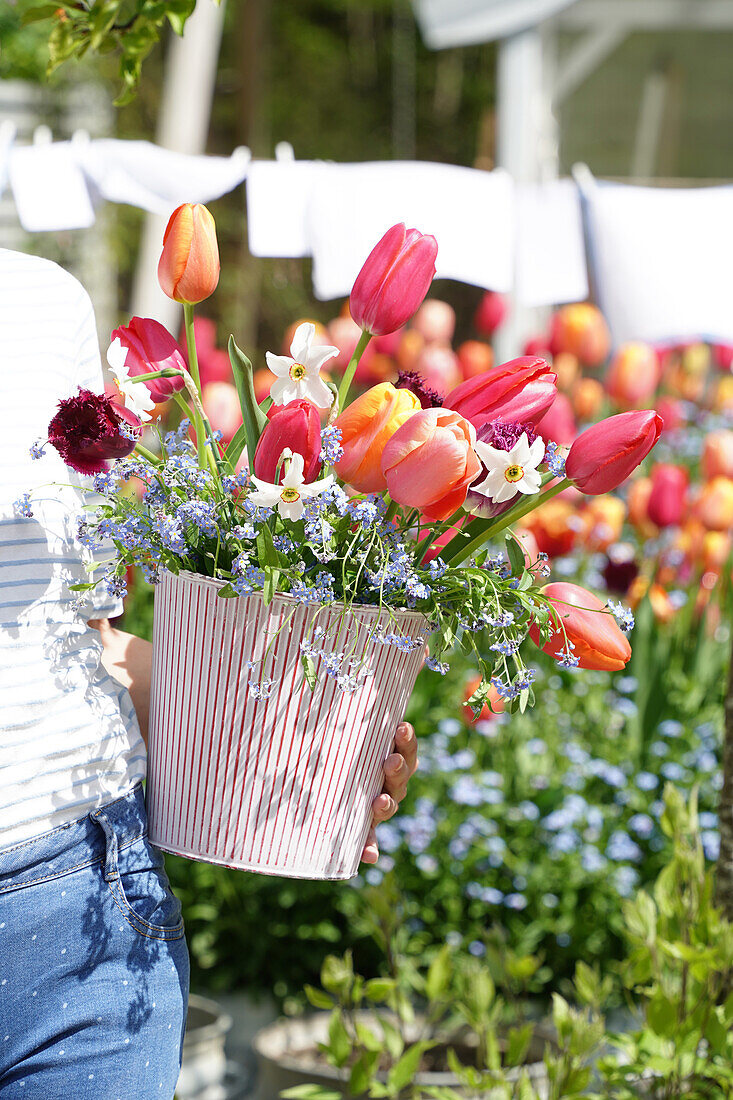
[[146, 569, 427, 880]]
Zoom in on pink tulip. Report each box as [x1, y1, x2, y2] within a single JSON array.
[[646, 464, 688, 528], [655, 396, 684, 433], [110, 317, 187, 402], [349, 223, 438, 336], [413, 343, 462, 397], [254, 400, 322, 484], [328, 315, 362, 372], [444, 356, 557, 431], [474, 291, 507, 335], [201, 381, 242, 445], [535, 393, 576, 447], [381, 408, 481, 522], [565, 411, 663, 495], [411, 299, 456, 344]]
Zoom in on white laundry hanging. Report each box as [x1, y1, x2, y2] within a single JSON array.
[[9, 141, 95, 233], [579, 172, 733, 345], [514, 178, 588, 307]]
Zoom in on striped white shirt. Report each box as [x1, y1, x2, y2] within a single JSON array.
[[0, 249, 146, 847]]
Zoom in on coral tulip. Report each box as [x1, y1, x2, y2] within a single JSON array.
[[529, 582, 631, 671], [627, 477, 655, 537], [703, 530, 732, 574], [696, 477, 733, 532], [566, 411, 663, 495], [553, 352, 580, 393], [606, 343, 659, 409], [473, 291, 507, 335], [457, 340, 493, 381], [702, 430, 733, 480], [444, 356, 557, 431], [572, 377, 604, 421], [254, 399, 322, 484], [713, 376, 733, 414], [524, 498, 578, 559], [381, 408, 481, 521], [628, 578, 675, 624], [646, 464, 688, 529], [549, 303, 610, 366], [158, 203, 220, 304], [335, 382, 420, 492], [655, 396, 684, 433], [462, 674, 505, 723], [110, 317, 186, 403], [349, 223, 438, 337], [536, 393, 576, 447]]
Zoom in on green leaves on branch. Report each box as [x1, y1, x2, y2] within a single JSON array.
[[24, 0, 200, 103]]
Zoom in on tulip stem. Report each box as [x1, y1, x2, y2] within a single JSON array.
[[337, 330, 372, 412], [182, 302, 208, 470], [133, 441, 160, 465], [445, 478, 571, 566]]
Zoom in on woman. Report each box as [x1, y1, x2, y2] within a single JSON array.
[[0, 248, 417, 1098]]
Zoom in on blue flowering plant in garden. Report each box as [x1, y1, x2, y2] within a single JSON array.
[[20, 210, 645, 713]]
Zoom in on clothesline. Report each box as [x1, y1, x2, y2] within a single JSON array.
[[2, 125, 732, 345]]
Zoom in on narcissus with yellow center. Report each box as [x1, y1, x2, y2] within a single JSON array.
[[469, 432, 545, 507], [248, 449, 334, 521]]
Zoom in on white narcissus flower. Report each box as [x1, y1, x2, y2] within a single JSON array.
[[265, 322, 337, 408], [107, 338, 156, 423], [470, 432, 545, 506], [248, 449, 334, 521]]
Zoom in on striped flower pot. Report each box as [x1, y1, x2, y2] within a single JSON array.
[[146, 570, 427, 880]]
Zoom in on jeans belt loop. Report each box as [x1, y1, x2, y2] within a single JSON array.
[[91, 809, 119, 883]]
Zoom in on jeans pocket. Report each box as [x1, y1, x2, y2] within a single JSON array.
[[108, 834, 185, 941]]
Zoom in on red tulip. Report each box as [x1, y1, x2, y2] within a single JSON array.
[[111, 317, 186, 403], [646, 464, 688, 528], [565, 411, 663, 494], [254, 399, 322, 484], [349, 223, 438, 336], [473, 291, 507, 335], [535, 392, 576, 447], [48, 388, 141, 476], [158, 203, 220, 304], [655, 396, 684, 433], [529, 582, 632, 671], [444, 356, 557, 431], [381, 407, 481, 521]]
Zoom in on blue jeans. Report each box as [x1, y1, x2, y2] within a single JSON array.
[[0, 785, 190, 1099]]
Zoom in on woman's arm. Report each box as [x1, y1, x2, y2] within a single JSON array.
[[87, 618, 152, 747]]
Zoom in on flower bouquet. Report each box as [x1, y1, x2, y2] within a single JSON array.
[[26, 208, 661, 879]]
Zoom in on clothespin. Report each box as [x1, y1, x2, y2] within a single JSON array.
[[275, 141, 295, 162], [32, 125, 52, 146]]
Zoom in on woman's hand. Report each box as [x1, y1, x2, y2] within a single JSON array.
[[361, 722, 418, 865], [87, 618, 153, 746]]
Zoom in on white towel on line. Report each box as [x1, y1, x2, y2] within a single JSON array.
[[9, 142, 95, 233], [246, 159, 324, 258], [581, 175, 733, 345], [515, 179, 588, 307], [304, 161, 515, 300]]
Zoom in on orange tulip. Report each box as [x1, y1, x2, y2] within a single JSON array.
[[553, 352, 580, 393], [581, 495, 625, 552], [712, 376, 733, 414], [572, 377, 604, 421], [158, 203, 220, 304], [462, 674, 505, 724], [381, 408, 481, 521], [549, 304, 610, 366], [523, 497, 578, 559], [627, 477, 655, 537], [696, 477, 733, 531], [457, 340, 493, 381], [334, 382, 420, 492], [529, 582, 631, 670], [628, 577, 675, 624], [606, 342, 659, 409], [702, 530, 732, 575], [702, 431, 733, 480]]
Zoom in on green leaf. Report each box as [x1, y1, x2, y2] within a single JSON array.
[[166, 0, 195, 34], [280, 1087, 342, 1100], [301, 653, 317, 690], [364, 977, 396, 1002], [355, 1022, 382, 1052], [426, 944, 452, 1002], [387, 1042, 433, 1092], [21, 4, 59, 24], [379, 1016, 404, 1061], [228, 336, 268, 469], [349, 1050, 379, 1095], [216, 583, 239, 599], [327, 1011, 352, 1068], [320, 952, 353, 998], [304, 985, 334, 1010], [505, 1023, 533, 1068], [505, 534, 525, 576], [222, 424, 248, 472]]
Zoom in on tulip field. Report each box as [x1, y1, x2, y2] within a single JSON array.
[[118, 290, 733, 1035]]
